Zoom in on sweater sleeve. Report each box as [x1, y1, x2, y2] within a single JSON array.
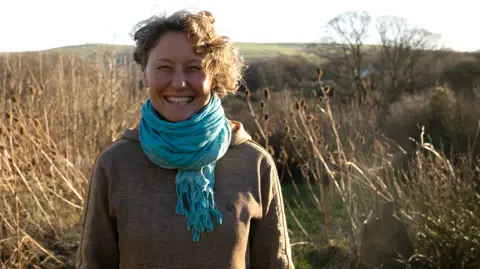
[[76, 157, 119, 269], [250, 163, 295, 269]]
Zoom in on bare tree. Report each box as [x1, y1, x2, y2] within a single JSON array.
[[310, 11, 372, 103], [375, 15, 441, 101]]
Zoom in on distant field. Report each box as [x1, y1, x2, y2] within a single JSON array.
[[2, 42, 319, 63], [234, 42, 316, 60]]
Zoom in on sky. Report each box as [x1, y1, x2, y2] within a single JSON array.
[[1, 0, 478, 52]]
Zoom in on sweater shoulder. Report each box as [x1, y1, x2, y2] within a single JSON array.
[[94, 138, 141, 166], [233, 140, 276, 169]]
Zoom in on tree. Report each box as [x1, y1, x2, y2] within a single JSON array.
[[375, 15, 441, 101], [312, 11, 372, 103]]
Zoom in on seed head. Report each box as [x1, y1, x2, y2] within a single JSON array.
[[268, 146, 275, 156], [300, 99, 306, 107], [311, 90, 317, 97], [264, 114, 269, 121], [245, 89, 251, 98], [264, 88, 270, 100], [29, 85, 36, 96], [316, 67, 323, 80], [260, 101, 265, 109], [280, 148, 288, 161], [253, 132, 261, 142], [284, 126, 291, 134]]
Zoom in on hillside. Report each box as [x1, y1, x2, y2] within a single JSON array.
[[33, 42, 317, 63]]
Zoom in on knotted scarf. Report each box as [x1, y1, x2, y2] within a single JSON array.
[[139, 93, 232, 242]]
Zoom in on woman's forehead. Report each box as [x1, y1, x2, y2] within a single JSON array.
[[148, 32, 206, 63]]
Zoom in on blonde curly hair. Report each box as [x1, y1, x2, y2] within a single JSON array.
[[131, 9, 246, 98]]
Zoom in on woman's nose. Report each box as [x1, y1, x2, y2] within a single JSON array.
[[171, 70, 186, 89]]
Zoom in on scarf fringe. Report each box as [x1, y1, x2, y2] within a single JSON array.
[[176, 174, 223, 242]]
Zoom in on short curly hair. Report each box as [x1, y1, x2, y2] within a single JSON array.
[[130, 9, 246, 98]]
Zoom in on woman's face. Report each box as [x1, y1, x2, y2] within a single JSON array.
[[143, 31, 213, 122]]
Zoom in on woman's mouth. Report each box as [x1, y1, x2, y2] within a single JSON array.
[[164, 96, 194, 105]]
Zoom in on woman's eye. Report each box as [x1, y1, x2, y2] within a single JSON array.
[[158, 66, 171, 70], [188, 66, 201, 71]]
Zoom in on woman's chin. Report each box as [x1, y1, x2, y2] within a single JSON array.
[[151, 97, 209, 122]]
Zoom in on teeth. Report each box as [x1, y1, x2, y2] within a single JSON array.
[[166, 96, 193, 103]]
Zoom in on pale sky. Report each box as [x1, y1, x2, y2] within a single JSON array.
[[0, 0, 478, 52]]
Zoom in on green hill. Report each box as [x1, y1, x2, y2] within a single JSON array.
[[44, 43, 133, 55], [34, 42, 317, 63], [234, 42, 314, 60]]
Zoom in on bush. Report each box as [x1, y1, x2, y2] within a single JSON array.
[[241, 54, 319, 92], [382, 86, 480, 165], [242, 85, 480, 268]]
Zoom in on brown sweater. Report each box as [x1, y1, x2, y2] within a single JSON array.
[[76, 120, 295, 269]]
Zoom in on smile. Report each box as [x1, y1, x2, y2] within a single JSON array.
[[164, 96, 194, 105]]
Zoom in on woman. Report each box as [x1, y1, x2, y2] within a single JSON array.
[[76, 9, 294, 269]]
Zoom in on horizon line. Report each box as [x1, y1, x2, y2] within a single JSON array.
[[1, 41, 477, 54]]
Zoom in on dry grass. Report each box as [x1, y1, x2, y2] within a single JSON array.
[[1, 49, 479, 269], [242, 87, 480, 268], [0, 50, 147, 268]]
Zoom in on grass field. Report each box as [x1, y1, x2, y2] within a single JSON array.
[[8, 42, 319, 63]]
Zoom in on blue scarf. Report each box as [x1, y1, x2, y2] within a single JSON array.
[[139, 93, 232, 242]]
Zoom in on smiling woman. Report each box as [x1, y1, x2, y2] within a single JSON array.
[[133, 10, 242, 122], [75, 9, 295, 269], [143, 31, 214, 122]]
